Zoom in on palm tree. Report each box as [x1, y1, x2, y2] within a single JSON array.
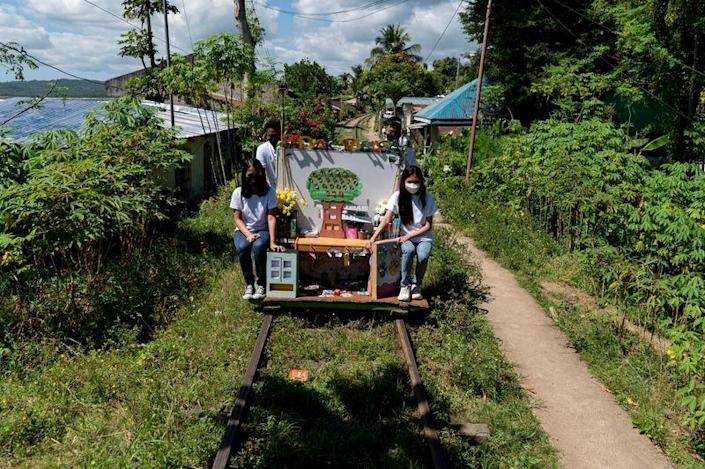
[[367, 24, 422, 66], [350, 64, 364, 96]]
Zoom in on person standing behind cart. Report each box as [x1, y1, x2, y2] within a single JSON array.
[[256, 118, 280, 187], [231, 158, 285, 300], [385, 117, 418, 170], [367, 165, 438, 302]]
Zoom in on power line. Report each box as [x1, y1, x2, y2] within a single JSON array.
[[548, 0, 705, 80], [180, 0, 195, 48], [254, 0, 391, 17], [254, 0, 409, 23], [424, 0, 465, 64], [80, 0, 190, 55], [0, 41, 125, 92]]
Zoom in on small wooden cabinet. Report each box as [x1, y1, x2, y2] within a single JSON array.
[[266, 252, 298, 298]]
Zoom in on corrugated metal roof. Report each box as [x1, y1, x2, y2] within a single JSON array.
[[396, 96, 440, 107], [0, 98, 102, 141], [141, 101, 240, 139], [414, 79, 488, 124], [0, 98, 238, 142]]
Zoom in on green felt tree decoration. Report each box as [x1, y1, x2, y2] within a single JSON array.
[[306, 167, 362, 202]]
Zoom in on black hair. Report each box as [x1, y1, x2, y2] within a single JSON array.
[[264, 118, 281, 132], [387, 117, 402, 128], [398, 165, 426, 226], [240, 158, 270, 198]]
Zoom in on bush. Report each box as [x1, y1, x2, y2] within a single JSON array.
[[0, 97, 205, 353], [433, 118, 705, 436]]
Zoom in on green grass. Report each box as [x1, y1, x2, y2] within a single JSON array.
[[435, 179, 704, 467], [0, 187, 557, 467], [234, 230, 556, 468]]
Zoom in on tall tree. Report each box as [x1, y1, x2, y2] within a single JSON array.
[[233, 0, 254, 48], [458, 0, 599, 122], [431, 56, 473, 93], [644, 0, 705, 160], [284, 59, 339, 100], [350, 64, 365, 97], [367, 24, 422, 65], [234, 0, 256, 93], [359, 54, 438, 107], [119, 0, 178, 70]]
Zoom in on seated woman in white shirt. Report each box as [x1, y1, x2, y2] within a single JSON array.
[[368, 166, 439, 302], [230, 159, 285, 300]]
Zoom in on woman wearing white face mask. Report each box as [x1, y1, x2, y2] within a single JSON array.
[[368, 166, 439, 302]]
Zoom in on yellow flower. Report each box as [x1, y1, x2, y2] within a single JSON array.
[[277, 188, 300, 212]]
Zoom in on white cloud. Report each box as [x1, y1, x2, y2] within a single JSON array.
[[4, 0, 474, 82], [264, 0, 475, 75], [0, 5, 51, 49]]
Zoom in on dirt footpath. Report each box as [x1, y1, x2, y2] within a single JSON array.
[[451, 230, 672, 469]]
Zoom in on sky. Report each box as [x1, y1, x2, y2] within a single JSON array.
[[0, 0, 476, 82]]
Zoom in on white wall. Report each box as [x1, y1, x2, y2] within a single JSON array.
[[282, 149, 399, 234]]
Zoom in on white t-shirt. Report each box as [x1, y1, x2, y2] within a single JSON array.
[[230, 186, 277, 232], [386, 190, 439, 242], [256, 141, 277, 187]]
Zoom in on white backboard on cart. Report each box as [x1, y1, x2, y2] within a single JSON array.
[[281, 149, 398, 234]]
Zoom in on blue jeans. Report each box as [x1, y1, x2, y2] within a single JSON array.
[[401, 240, 432, 288], [233, 229, 270, 287]]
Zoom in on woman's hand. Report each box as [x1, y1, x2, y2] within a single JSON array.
[[246, 233, 259, 243], [270, 242, 285, 253], [397, 235, 410, 244]]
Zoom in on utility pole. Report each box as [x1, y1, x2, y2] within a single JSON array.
[[465, 0, 492, 184], [455, 55, 461, 90], [163, 0, 174, 127]]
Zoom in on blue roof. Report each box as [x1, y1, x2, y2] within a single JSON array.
[[0, 98, 239, 142], [414, 79, 487, 124]]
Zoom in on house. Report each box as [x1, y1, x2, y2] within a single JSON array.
[[0, 97, 240, 201], [395, 96, 441, 134], [413, 79, 488, 151]]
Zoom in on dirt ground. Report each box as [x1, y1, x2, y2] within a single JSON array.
[[445, 225, 672, 468]]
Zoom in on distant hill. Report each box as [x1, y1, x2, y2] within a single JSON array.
[[0, 79, 106, 98]]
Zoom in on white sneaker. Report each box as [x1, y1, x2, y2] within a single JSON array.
[[242, 285, 254, 300], [411, 285, 423, 300], [252, 285, 266, 300], [398, 285, 411, 302]]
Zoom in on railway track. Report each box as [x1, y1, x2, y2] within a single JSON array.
[[212, 313, 447, 469]]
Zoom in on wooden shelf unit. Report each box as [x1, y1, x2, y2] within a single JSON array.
[[294, 237, 369, 252]]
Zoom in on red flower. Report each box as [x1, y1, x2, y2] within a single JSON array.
[[307, 120, 319, 128], [314, 105, 322, 111], [298, 111, 307, 120]]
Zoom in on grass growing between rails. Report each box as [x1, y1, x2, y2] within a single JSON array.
[[435, 178, 704, 467], [233, 229, 556, 468], [0, 184, 557, 467]]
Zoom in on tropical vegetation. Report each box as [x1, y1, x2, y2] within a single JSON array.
[[420, 0, 705, 461], [367, 24, 422, 65]]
